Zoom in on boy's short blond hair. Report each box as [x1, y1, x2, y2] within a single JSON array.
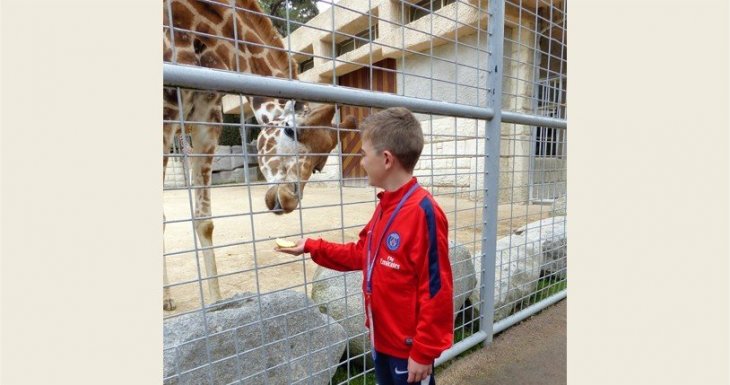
[[360, 107, 424, 172]]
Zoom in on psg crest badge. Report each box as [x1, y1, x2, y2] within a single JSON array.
[[386, 232, 400, 251]]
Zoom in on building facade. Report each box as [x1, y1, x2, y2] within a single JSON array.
[[222, 0, 566, 203]]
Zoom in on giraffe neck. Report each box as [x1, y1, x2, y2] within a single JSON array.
[[164, 0, 299, 81]]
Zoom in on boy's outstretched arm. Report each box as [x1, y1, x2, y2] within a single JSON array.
[[276, 217, 374, 272], [275, 239, 307, 256]]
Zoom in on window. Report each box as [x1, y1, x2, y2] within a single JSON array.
[[533, 76, 566, 157], [299, 57, 314, 73], [408, 0, 456, 23], [534, 125, 562, 157], [336, 24, 379, 56]]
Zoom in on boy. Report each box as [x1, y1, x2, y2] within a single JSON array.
[[277, 107, 453, 385]]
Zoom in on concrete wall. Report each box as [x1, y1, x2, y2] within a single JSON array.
[[164, 158, 188, 189], [396, 33, 488, 108], [163, 144, 260, 189], [393, 24, 539, 204]]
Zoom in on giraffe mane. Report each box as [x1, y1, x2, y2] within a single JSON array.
[[234, 0, 299, 79]]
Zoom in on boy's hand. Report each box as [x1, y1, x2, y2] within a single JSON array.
[[407, 357, 432, 383], [275, 238, 307, 256]]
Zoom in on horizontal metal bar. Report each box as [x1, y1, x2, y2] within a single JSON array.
[[163, 63, 495, 120], [434, 330, 489, 367], [492, 291, 567, 334], [502, 111, 567, 129], [164, 23, 491, 80]]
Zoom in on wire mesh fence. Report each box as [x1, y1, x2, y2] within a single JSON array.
[[162, 0, 566, 383]]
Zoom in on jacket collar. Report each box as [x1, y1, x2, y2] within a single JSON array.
[[376, 177, 419, 209]]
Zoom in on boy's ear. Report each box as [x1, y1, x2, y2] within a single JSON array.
[[382, 150, 396, 170]]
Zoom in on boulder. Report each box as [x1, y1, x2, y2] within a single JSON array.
[[449, 241, 478, 317], [470, 216, 566, 321], [542, 238, 567, 280], [230, 145, 245, 169], [212, 145, 232, 172], [163, 290, 347, 385], [514, 216, 567, 280], [212, 166, 260, 185], [310, 241, 477, 358], [310, 269, 368, 359]]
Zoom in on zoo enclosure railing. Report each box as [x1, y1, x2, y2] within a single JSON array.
[[163, 0, 566, 383]]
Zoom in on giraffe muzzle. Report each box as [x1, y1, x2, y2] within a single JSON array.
[[264, 183, 302, 215]]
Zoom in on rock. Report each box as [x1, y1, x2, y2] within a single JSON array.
[[243, 166, 260, 182], [542, 238, 567, 280], [514, 216, 566, 238], [163, 291, 347, 385], [553, 195, 567, 216], [515, 216, 567, 280], [470, 216, 566, 321], [211, 170, 229, 185], [212, 166, 260, 185], [310, 242, 477, 358], [449, 241, 478, 317], [230, 145, 245, 169], [310, 269, 368, 358], [212, 145, 232, 172], [246, 143, 258, 162]]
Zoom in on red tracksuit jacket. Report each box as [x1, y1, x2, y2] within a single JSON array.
[[304, 177, 453, 364]]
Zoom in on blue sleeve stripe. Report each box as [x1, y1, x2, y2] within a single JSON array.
[[419, 197, 441, 298]]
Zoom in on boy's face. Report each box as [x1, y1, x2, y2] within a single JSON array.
[[360, 139, 387, 188]]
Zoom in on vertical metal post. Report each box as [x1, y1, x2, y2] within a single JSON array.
[[480, 0, 505, 345]]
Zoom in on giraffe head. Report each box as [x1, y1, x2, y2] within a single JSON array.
[[255, 101, 357, 214], [249, 97, 310, 126]]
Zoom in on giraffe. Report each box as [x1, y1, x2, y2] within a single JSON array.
[[163, 0, 357, 310], [162, 0, 298, 311]]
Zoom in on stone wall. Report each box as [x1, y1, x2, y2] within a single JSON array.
[[163, 143, 260, 188]]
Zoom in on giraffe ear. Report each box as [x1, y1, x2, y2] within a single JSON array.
[[340, 115, 357, 130], [249, 96, 273, 125], [304, 104, 336, 126]]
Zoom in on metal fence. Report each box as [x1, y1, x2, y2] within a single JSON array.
[[162, 0, 566, 383]]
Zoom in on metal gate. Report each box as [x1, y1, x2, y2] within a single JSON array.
[[163, 0, 566, 383]]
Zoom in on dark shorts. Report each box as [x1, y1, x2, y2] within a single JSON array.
[[373, 351, 436, 385]]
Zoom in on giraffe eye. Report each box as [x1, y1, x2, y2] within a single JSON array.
[[284, 127, 295, 139]]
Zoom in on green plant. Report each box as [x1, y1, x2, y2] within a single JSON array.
[[219, 114, 261, 146], [530, 276, 567, 305], [330, 368, 376, 385]]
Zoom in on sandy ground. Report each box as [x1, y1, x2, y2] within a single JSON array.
[[163, 184, 555, 316], [439, 299, 567, 385]]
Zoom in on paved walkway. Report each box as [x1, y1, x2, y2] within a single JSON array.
[[439, 299, 566, 385]]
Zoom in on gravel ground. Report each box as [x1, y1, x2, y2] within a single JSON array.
[[439, 299, 566, 385]]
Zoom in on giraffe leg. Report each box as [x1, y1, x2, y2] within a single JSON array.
[[190, 142, 221, 304], [163, 238, 175, 311], [163, 122, 177, 311], [190, 95, 223, 304]]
